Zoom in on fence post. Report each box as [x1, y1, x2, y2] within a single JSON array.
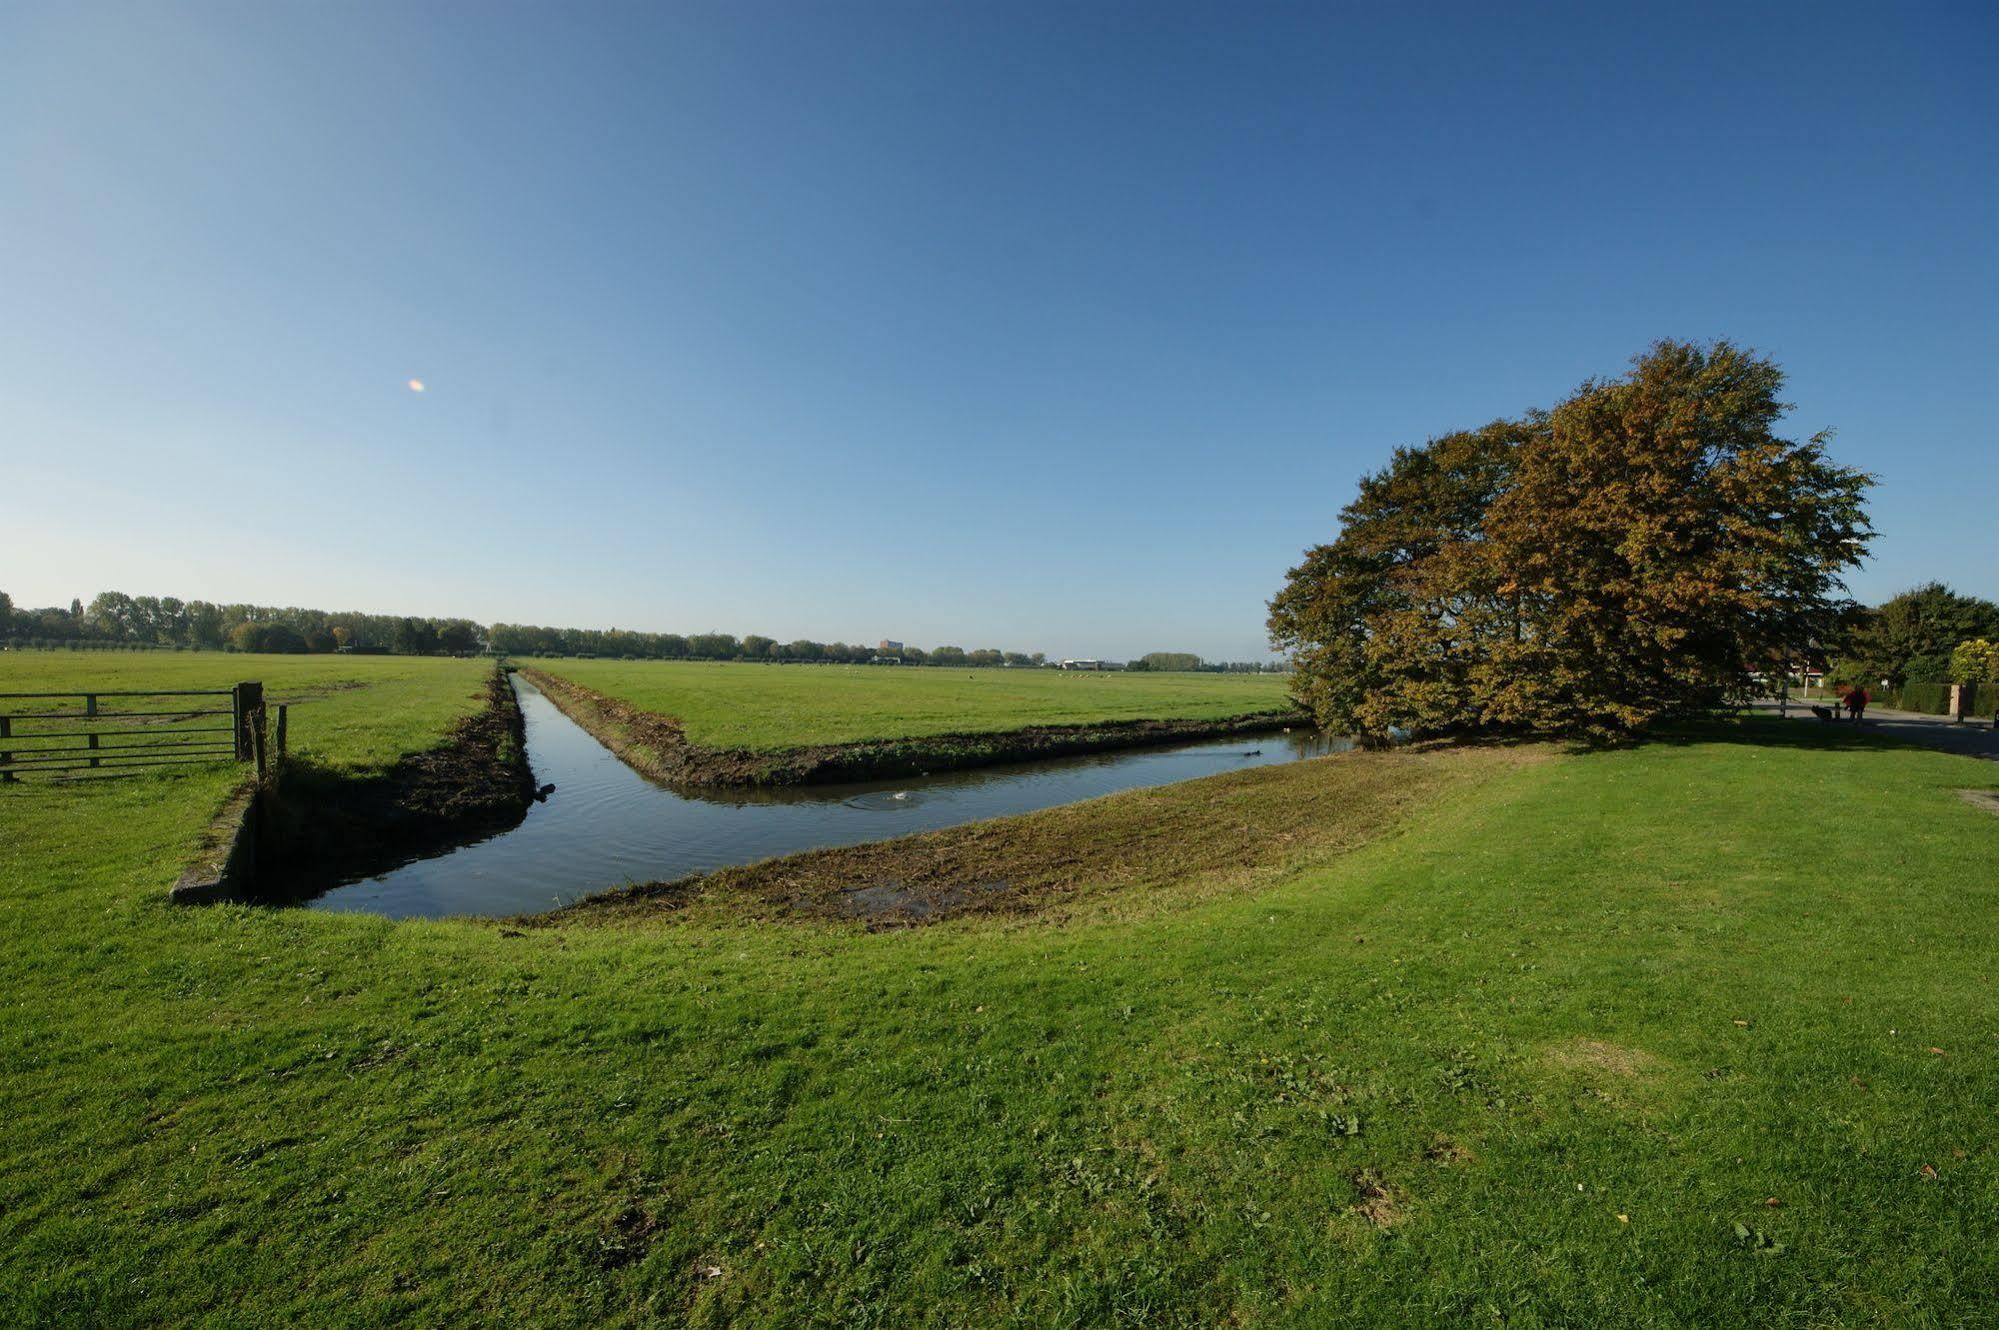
[[276, 704, 288, 758], [233, 682, 263, 762], [0, 715, 12, 783]]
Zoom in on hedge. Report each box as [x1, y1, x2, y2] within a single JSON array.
[[1869, 680, 1998, 717]]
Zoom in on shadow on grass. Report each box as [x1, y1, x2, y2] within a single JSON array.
[[1661, 716, 1913, 750], [245, 670, 537, 905], [1647, 712, 1998, 760], [250, 756, 533, 905], [1422, 713, 1994, 761]]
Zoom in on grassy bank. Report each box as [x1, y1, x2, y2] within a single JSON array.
[[565, 741, 1530, 927], [518, 658, 1296, 751], [4, 715, 1999, 1325], [521, 664, 1302, 787]]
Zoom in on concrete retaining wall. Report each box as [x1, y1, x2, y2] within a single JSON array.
[[170, 782, 262, 904]]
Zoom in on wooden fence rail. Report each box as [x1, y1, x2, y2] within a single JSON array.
[[0, 682, 280, 780]]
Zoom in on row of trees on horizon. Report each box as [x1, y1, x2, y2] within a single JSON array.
[[0, 591, 485, 658], [0, 591, 1282, 672]]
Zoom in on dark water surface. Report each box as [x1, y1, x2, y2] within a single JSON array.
[[309, 676, 1346, 919]]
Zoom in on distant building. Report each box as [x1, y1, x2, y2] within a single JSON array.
[[1060, 658, 1103, 671], [878, 639, 903, 653]]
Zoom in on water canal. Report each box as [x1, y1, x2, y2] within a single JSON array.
[[310, 675, 1345, 919]]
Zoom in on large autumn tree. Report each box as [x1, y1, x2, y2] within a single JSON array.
[[1267, 421, 1523, 740], [1270, 341, 1872, 743]]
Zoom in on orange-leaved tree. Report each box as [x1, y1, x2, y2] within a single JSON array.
[[1270, 341, 1872, 743]]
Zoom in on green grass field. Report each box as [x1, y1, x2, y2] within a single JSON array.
[[5, 649, 1997, 1327], [518, 659, 1296, 750], [0, 650, 494, 776]]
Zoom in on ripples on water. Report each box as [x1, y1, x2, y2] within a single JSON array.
[[309, 676, 1347, 920]]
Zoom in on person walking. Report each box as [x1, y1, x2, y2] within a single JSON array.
[[1842, 684, 1869, 723]]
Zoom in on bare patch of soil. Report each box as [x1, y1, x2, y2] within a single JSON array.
[[1423, 1134, 1472, 1165], [1546, 1038, 1664, 1079], [590, 1202, 664, 1271], [1349, 1169, 1407, 1227], [831, 879, 1012, 921], [1957, 789, 1999, 818]]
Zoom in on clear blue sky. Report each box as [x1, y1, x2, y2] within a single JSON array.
[[4, 1, 1993, 661]]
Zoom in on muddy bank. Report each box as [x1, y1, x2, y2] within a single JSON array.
[[520, 666, 1308, 789], [548, 742, 1536, 929], [250, 670, 537, 896]]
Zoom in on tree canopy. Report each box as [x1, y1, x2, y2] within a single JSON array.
[[1951, 639, 1999, 688], [1138, 652, 1204, 673], [1269, 340, 1873, 743], [1830, 583, 1999, 687]]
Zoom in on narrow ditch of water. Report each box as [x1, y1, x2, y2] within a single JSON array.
[[309, 676, 1346, 919]]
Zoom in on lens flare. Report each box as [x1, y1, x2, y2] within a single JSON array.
[[407, 378, 426, 393]]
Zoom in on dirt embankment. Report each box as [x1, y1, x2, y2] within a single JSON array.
[[519, 666, 1308, 788], [550, 741, 1539, 929], [256, 669, 536, 893]]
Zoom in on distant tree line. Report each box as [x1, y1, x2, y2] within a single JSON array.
[[1125, 651, 1285, 674], [484, 623, 1056, 666], [0, 589, 1275, 670], [0, 591, 482, 655]]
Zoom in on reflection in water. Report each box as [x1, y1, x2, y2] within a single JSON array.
[[309, 676, 1347, 921], [681, 728, 1345, 809]]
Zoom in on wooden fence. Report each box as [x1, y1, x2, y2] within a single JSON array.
[[0, 682, 284, 781]]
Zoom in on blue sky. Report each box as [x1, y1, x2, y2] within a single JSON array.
[[4, 1, 1993, 660]]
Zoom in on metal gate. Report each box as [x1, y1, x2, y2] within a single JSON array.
[[0, 681, 268, 780]]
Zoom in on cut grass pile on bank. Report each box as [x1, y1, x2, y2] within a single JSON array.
[[518, 658, 1295, 751], [4, 713, 1998, 1326], [565, 742, 1529, 927]]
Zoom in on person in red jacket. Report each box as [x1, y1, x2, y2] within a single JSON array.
[[1841, 684, 1869, 722]]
